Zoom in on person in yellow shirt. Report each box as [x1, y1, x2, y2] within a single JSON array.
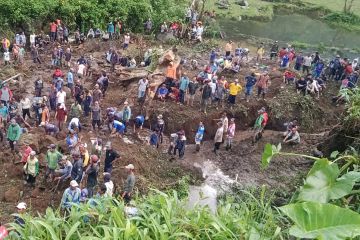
[[257, 43, 265, 63], [227, 79, 242, 109], [80, 145, 90, 168]]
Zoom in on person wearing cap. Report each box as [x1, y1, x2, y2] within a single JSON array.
[[55, 103, 68, 131], [226, 118, 236, 150], [61, 180, 81, 210], [227, 79, 242, 109], [45, 144, 63, 181], [7, 119, 21, 151], [103, 172, 114, 197], [104, 142, 120, 173], [23, 151, 39, 186], [122, 101, 132, 132], [213, 122, 224, 155], [14, 202, 27, 227], [194, 122, 205, 152], [85, 155, 100, 197], [256, 72, 270, 100], [122, 164, 136, 203], [55, 156, 73, 182]]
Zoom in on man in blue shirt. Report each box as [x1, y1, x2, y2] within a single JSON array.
[[179, 73, 190, 104], [61, 180, 81, 210], [111, 120, 125, 137], [67, 69, 74, 95], [245, 73, 257, 102], [133, 115, 145, 133], [195, 122, 205, 152]]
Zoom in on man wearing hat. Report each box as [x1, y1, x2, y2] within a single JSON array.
[[14, 202, 27, 227], [103, 172, 114, 197], [60, 180, 81, 210], [253, 107, 268, 143], [45, 144, 63, 181], [121, 164, 136, 204], [23, 151, 39, 187], [104, 142, 120, 173], [7, 119, 21, 152], [85, 155, 100, 197]]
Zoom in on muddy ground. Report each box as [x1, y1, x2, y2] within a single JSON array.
[[0, 36, 344, 223]]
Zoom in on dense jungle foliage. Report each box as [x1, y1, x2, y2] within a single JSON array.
[[0, 0, 188, 34]]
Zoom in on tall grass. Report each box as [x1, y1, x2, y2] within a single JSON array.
[[7, 189, 284, 239]]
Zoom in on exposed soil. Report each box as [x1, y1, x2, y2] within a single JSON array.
[[0, 36, 344, 223]]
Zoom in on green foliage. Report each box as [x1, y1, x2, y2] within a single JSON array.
[[323, 12, 360, 31], [7, 190, 283, 239], [0, 0, 188, 33], [297, 158, 360, 203], [280, 202, 360, 240], [345, 87, 360, 126], [261, 143, 281, 169]]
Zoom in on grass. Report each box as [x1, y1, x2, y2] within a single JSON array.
[[206, 0, 360, 20]]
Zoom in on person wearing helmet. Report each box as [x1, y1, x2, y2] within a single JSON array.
[[85, 155, 100, 197]]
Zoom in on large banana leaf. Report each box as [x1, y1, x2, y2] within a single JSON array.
[[280, 202, 360, 240], [297, 159, 360, 203]]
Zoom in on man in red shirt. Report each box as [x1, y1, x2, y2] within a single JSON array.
[[50, 21, 57, 41], [283, 70, 296, 84]]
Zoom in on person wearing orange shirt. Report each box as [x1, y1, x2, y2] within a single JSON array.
[[166, 61, 177, 80], [256, 72, 270, 100], [50, 21, 57, 41]]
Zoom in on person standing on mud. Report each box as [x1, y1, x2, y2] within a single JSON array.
[[200, 80, 212, 114], [110, 50, 118, 72], [226, 118, 236, 150], [122, 101, 131, 132], [121, 164, 136, 204], [55, 103, 67, 131], [7, 119, 21, 152], [23, 151, 39, 187], [194, 122, 205, 152], [179, 72, 190, 104], [91, 101, 102, 132], [227, 79, 242, 110], [45, 144, 63, 181], [256, 72, 270, 101], [224, 40, 233, 57], [74, 80, 84, 104], [270, 41, 279, 60], [104, 142, 120, 173], [155, 114, 165, 144], [213, 122, 224, 155], [174, 130, 186, 159], [85, 155, 100, 197]]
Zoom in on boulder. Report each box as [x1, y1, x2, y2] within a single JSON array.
[[3, 187, 20, 202]]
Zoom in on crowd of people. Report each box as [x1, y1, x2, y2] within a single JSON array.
[[0, 4, 359, 235]]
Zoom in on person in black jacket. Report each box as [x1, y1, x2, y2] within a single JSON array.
[[85, 155, 99, 197], [71, 153, 83, 184], [200, 80, 212, 114]]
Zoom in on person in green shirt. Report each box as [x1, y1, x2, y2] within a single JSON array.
[[45, 144, 63, 181], [7, 119, 21, 151]]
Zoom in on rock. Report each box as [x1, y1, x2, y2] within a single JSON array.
[[39, 135, 58, 153], [4, 187, 20, 202], [30, 188, 40, 198]]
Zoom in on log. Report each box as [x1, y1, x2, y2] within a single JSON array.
[[3, 73, 22, 84]]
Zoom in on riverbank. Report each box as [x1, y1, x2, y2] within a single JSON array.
[[206, 0, 360, 32]]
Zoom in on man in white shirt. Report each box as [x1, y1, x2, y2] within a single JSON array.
[[123, 33, 130, 50], [30, 33, 36, 46], [3, 50, 10, 65], [77, 64, 86, 79], [103, 172, 114, 197], [68, 117, 81, 132], [56, 89, 67, 105], [20, 96, 32, 120], [303, 54, 312, 75], [138, 77, 149, 100]]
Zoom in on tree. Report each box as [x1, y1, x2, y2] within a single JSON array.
[[344, 0, 356, 13]]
